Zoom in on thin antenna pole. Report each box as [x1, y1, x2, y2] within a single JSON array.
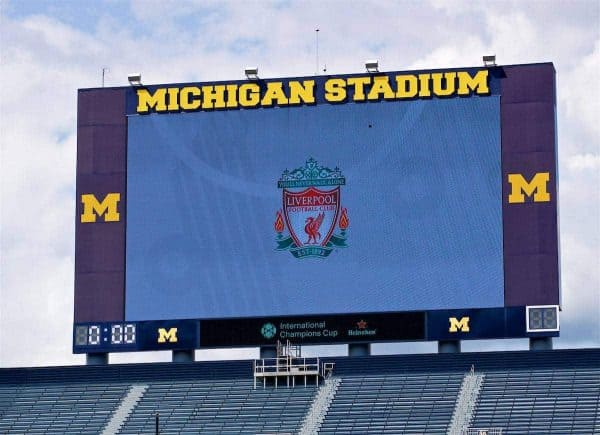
[[102, 67, 109, 87], [315, 28, 319, 76]]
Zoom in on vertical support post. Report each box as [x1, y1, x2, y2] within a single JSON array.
[[86, 353, 108, 365], [529, 337, 553, 351], [348, 343, 371, 356], [438, 340, 461, 353], [172, 350, 195, 363], [155, 412, 159, 435]]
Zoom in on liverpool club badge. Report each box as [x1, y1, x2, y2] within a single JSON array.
[[274, 158, 349, 258]]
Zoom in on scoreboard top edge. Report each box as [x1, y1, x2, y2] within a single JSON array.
[[78, 61, 556, 92]]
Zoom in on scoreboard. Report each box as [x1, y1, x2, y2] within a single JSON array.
[[73, 63, 560, 353]]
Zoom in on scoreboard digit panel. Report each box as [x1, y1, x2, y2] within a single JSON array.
[[527, 306, 560, 332]]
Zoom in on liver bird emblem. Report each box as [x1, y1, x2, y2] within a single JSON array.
[[304, 212, 325, 244]]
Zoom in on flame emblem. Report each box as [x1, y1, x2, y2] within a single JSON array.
[[339, 207, 349, 231], [274, 210, 285, 233]]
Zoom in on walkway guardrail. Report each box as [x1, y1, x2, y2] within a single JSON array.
[[253, 357, 335, 388]]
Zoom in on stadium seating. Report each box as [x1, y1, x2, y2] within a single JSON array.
[[0, 383, 128, 434], [322, 349, 600, 434], [0, 348, 598, 434], [119, 379, 316, 434], [319, 373, 463, 434], [471, 368, 600, 434]]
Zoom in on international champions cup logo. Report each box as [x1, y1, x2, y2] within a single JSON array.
[[275, 158, 349, 259]]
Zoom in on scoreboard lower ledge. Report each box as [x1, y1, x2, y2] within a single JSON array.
[[72, 306, 559, 353]]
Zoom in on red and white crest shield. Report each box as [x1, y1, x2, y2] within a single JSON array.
[[275, 158, 349, 259], [283, 186, 340, 248]]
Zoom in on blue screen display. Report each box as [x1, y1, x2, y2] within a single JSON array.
[[126, 96, 503, 320]]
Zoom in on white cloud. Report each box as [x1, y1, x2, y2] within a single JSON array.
[[20, 15, 103, 57], [567, 153, 600, 171], [561, 38, 600, 141]]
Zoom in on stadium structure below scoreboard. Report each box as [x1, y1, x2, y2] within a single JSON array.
[[74, 62, 560, 354]]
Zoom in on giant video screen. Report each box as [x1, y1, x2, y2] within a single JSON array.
[[126, 95, 503, 319]]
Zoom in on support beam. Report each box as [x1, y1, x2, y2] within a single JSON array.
[[348, 343, 371, 357], [529, 337, 553, 351], [438, 340, 461, 354], [260, 346, 277, 359], [86, 352, 108, 365], [172, 350, 195, 363]]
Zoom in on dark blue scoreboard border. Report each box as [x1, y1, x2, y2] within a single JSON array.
[[73, 306, 559, 353]]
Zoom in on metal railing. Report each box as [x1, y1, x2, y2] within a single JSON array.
[[254, 357, 321, 375], [253, 357, 335, 389], [299, 377, 341, 435], [448, 367, 485, 435]]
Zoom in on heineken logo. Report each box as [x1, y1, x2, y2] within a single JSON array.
[[274, 158, 349, 259], [348, 319, 377, 337]]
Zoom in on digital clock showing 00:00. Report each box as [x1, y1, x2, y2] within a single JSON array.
[[74, 324, 137, 346]]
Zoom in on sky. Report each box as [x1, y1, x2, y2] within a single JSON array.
[[0, 0, 598, 368]]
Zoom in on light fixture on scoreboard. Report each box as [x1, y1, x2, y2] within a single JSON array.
[[526, 305, 559, 332], [483, 55, 497, 67], [127, 73, 142, 86], [365, 59, 379, 73], [244, 67, 259, 80]]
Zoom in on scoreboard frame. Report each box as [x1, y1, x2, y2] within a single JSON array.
[[73, 62, 560, 354]]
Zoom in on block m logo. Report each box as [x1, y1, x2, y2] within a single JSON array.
[[157, 328, 178, 343], [81, 193, 121, 223], [508, 172, 551, 203], [449, 317, 470, 333]]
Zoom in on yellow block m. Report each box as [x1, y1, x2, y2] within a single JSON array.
[[508, 172, 551, 203], [80, 193, 120, 223], [449, 317, 470, 333], [157, 328, 178, 343]]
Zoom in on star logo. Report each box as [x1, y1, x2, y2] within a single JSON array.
[[357, 320, 367, 330]]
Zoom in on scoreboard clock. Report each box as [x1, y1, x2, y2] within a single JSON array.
[[75, 324, 137, 347]]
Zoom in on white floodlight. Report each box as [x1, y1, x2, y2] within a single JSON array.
[[483, 55, 497, 67], [245, 67, 259, 80], [128, 73, 142, 86], [365, 60, 379, 73]]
